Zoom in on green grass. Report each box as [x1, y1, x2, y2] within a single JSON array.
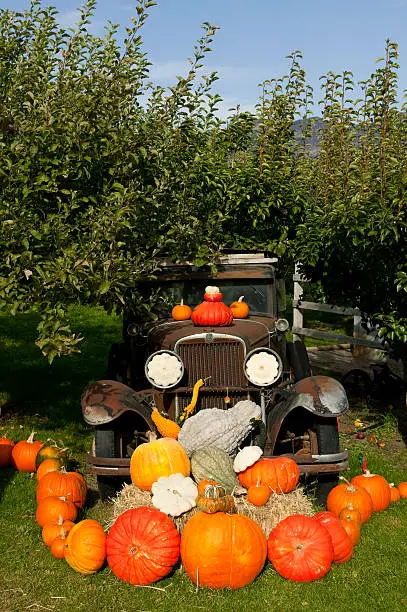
[[1, 307, 407, 612]]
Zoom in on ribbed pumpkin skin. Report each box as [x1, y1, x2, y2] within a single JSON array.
[[65, 520, 106, 574], [351, 473, 391, 512], [11, 435, 43, 472], [313, 511, 353, 564], [130, 437, 190, 491], [0, 438, 14, 467], [191, 447, 241, 494], [238, 457, 300, 494], [36, 469, 87, 508], [398, 482, 407, 498], [36, 458, 63, 481], [389, 484, 401, 502], [326, 482, 373, 524], [36, 496, 78, 527], [181, 511, 267, 589], [268, 515, 334, 582], [107, 507, 180, 585], [191, 292, 233, 327]]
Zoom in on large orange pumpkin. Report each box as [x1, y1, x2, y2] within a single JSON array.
[[130, 432, 190, 491], [107, 507, 180, 585], [36, 467, 87, 508], [238, 457, 300, 494], [268, 514, 334, 582], [11, 432, 43, 472], [0, 437, 14, 467], [180, 511, 267, 589], [326, 481, 373, 524], [351, 471, 391, 512], [65, 519, 107, 574], [313, 511, 353, 564], [191, 287, 234, 327]]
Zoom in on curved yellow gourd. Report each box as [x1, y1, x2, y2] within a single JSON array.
[[151, 408, 181, 439], [179, 379, 205, 423]]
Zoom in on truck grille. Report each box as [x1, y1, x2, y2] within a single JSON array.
[[176, 337, 247, 388]]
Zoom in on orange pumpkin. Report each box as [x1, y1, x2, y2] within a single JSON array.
[[389, 483, 400, 503], [191, 287, 234, 327], [130, 432, 190, 491], [247, 483, 271, 506], [314, 511, 353, 564], [11, 431, 43, 472], [397, 482, 407, 498], [36, 457, 63, 481], [339, 508, 361, 545], [229, 296, 250, 319], [351, 471, 391, 512], [42, 517, 75, 547], [326, 481, 373, 524], [36, 496, 78, 527], [238, 457, 300, 494], [181, 511, 267, 589], [0, 437, 14, 467], [50, 535, 67, 559], [36, 467, 87, 508], [171, 299, 192, 321], [65, 519, 107, 574]]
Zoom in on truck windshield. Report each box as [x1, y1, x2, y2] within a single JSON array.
[[151, 279, 271, 313]]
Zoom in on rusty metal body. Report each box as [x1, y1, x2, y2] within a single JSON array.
[[81, 252, 349, 489]]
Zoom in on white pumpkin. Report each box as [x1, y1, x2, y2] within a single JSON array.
[[233, 446, 263, 472], [151, 473, 198, 516]]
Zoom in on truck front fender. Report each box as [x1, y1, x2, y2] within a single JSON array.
[[265, 375, 348, 455], [81, 379, 154, 428]]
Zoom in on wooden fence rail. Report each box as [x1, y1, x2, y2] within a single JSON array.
[[292, 264, 385, 350]]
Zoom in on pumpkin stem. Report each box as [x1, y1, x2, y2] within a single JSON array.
[[27, 431, 36, 444], [180, 299, 184, 306], [146, 431, 157, 442], [238, 296, 245, 302]]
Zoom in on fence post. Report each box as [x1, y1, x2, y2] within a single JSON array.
[[293, 263, 303, 343]]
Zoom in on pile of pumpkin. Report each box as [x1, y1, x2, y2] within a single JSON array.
[[0, 432, 106, 574], [3, 426, 407, 589], [171, 286, 250, 325]]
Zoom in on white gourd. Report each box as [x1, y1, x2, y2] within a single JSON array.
[[151, 473, 198, 516], [178, 399, 261, 456], [233, 446, 263, 472]]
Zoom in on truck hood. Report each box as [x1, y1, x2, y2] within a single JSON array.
[[146, 316, 275, 352]]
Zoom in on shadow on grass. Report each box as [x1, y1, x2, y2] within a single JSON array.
[[0, 306, 122, 500]]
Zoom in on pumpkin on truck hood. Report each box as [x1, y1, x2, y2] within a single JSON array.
[[146, 316, 276, 353]]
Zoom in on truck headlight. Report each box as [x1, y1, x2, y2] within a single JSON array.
[[244, 348, 283, 386], [145, 350, 184, 389]]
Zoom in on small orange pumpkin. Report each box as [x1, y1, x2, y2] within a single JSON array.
[[42, 516, 75, 547], [229, 296, 250, 319], [50, 535, 67, 559], [247, 483, 271, 506], [65, 519, 107, 575], [397, 482, 407, 498], [11, 431, 43, 472], [36, 496, 78, 527], [0, 437, 14, 467], [339, 508, 361, 545], [389, 483, 400, 503], [171, 299, 192, 321], [36, 457, 63, 481], [326, 480, 373, 524]]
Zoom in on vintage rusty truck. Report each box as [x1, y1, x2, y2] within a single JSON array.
[[81, 251, 349, 502]]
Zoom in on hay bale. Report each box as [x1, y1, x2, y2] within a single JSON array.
[[110, 483, 314, 537]]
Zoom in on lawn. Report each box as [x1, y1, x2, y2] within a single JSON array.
[[1, 307, 407, 612]]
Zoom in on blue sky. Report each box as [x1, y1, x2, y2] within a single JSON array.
[[3, 0, 407, 117]]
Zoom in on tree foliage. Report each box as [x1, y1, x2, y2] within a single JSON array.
[[1, 1, 406, 363]]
